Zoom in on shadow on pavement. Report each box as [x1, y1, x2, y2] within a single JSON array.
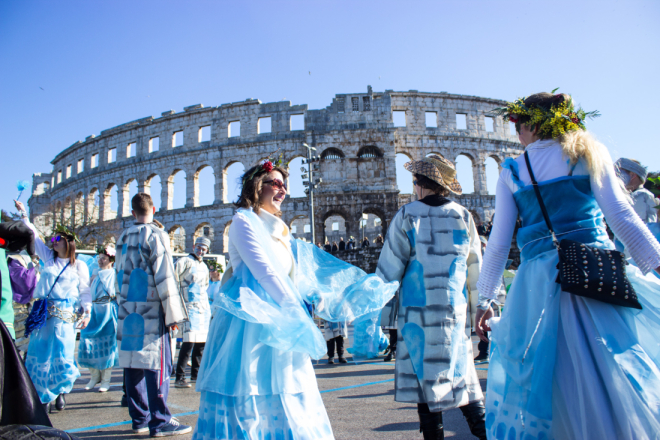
[[373, 421, 419, 431], [315, 368, 395, 379]]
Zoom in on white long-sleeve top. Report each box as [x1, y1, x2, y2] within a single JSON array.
[[478, 139, 660, 300], [227, 209, 296, 305], [21, 218, 91, 312]]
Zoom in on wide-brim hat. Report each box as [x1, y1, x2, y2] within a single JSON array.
[[404, 154, 462, 195]]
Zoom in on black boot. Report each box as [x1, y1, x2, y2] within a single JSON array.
[[336, 337, 347, 363], [459, 401, 487, 440], [43, 402, 52, 414], [384, 349, 395, 362], [55, 393, 66, 411], [418, 404, 443, 440]]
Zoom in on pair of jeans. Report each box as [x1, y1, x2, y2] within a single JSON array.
[[326, 336, 344, 358], [124, 333, 172, 433], [175, 342, 205, 381]]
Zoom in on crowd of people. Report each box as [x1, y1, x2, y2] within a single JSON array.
[[1, 89, 659, 439]]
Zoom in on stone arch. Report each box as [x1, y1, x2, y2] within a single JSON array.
[[103, 182, 119, 220], [145, 173, 162, 212], [453, 152, 476, 194], [357, 145, 383, 158], [288, 215, 310, 242], [485, 155, 500, 195], [74, 192, 85, 226], [168, 169, 186, 210], [222, 161, 245, 204], [361, 206, 387, 244], [168, 225, 186, 253], [121, 177, 138, 218], [321, 148, 345, 160], [395, 152, 414, 194], [195, 164, 215, 207], [63, 196, 73, 226], [222, 221, 232, 253], [469, 209, 482, 226], [55, 200, 63, 225], [88, 187, 100, 223], [285, 155, 306, 198], [322, 210, 349, 247], [193, 222, 215, 250]]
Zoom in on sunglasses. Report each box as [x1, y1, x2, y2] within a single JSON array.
[[264, 179, 287, 191], [412, 180, 418, 186], [51, 235, 64, 243]]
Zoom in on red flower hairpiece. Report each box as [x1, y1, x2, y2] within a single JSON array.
[[262, 161, 274, 173], [509, 115, 519, 123]]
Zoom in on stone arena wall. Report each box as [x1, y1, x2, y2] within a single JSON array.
[[28, 87, 523, 257]]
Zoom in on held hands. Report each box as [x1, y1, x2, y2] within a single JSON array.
[[77, 315, 91, 329], [475, 306, 493, 343]]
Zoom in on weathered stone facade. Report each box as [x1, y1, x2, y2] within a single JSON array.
[[28, 87, 522, 258]]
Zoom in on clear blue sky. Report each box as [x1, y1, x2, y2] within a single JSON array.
[[2, 0, 659, 215]]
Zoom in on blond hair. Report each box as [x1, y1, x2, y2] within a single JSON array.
[[559, 130, 610, 188]]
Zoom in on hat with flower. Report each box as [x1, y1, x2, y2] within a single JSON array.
[[242, 149, 285, 185], [96, 244, 116, 261]]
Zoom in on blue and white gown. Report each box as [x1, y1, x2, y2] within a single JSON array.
[[478, 139, 660, 440], [21, 219, 91, 403], [193, 208, 398, 440], [77, 268, 119, 370]]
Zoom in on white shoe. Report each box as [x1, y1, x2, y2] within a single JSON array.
[[98, 369, 112, 392], [85, 368, 101, 390]]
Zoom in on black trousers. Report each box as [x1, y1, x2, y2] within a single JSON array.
[[477, 332, 489, 357], [388, 329, 398, 352], [417, 401, 487, 440], [175, 342, 205, 381], [326, 336, 344, 358]]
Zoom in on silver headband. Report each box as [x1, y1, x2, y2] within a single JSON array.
[[195, 237, 211, 248]]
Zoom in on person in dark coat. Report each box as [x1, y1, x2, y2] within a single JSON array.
[[338, 238, 346, 251], [331, 242, 338, 253], [361, 237, 370, 248]]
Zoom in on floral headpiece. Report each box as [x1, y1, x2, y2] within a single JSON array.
[[53, 224, 80, 243], [491, 88, 600, 139], [205, 259, 223, 273], [96, 244, 116, 259], [242, 149, 285, 185]]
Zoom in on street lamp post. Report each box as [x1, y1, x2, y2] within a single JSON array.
[[301, 143, 321, 245]]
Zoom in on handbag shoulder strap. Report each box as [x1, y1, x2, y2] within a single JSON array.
[[523, 151, 560, 250], [46, 262, 70, 299]]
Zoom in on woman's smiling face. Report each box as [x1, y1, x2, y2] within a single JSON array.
[[260, 170, 287, 214]]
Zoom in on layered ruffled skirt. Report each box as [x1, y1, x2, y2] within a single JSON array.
[[77, 301, 119, 370], [26, 313, 80, 403], [486, 244, 660, 439]]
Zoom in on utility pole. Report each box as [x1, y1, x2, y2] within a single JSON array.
[[301, 142, 321, 245]]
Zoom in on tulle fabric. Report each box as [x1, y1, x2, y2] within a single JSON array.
[[348, 312, 389, 359], [193, 390, 334, 440], [486, 244, 660, 440], [25, 265, 81, 403], [195, 208, 398, 439], [78, 269, 119, 370]]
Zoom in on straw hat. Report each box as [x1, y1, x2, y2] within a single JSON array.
[[404, 154, 462, 195]]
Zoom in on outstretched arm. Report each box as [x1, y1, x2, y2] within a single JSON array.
[[15, 200, 54, 262]]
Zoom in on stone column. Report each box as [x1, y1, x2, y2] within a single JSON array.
[[473, 159, 487, 195], [162, 177, 172, 211], [99, 190, 110, 222], [117, 183, 128, 218], [138, 176, 148, 194], [214, 169, 224, 205], [186, 172, 197, 208]]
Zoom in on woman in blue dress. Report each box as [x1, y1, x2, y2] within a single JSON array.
[[15, 200, 91, 413], [475, 92, 660, 439], [78, 244, 119, 392], [193, 159, 398, 440]]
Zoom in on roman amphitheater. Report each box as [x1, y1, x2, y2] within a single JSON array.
[[28, 87, 523, 257]]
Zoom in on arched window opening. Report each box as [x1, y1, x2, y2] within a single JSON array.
[[357, 146, 383, 158], [171, 170, 186, 209], [455, 155, 475, 194], [224, 162, 245, 204], [197, 166, 215, 206], [194, 223, 214, 249], [395, 153, 413, 194], [485, 156, 500, 195], [147, 175, 162, 212], [222, 222, 232, 254], [287, 157, 306, 198], [321, 148, 345, 160], [359, 212, 385, 245], [290, 216, 310, 242], [169, 226, 186, 253], [107, 183, 119, 220], [324, 215, 346, 248]]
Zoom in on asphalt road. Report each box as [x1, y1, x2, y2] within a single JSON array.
[[52, 337, 488, 440]]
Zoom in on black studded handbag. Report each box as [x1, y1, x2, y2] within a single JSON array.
[[523, 151, 642, 309]]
